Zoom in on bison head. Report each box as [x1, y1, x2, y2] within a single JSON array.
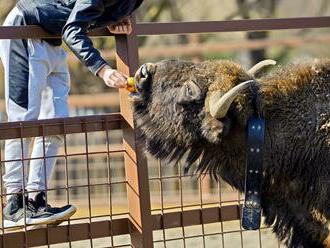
[[131, 59, 273, 178]]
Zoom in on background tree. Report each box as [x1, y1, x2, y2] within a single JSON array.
[[0, 0, 330, 97]]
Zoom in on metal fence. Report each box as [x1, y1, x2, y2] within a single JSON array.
[[0, 11, 329, 248]]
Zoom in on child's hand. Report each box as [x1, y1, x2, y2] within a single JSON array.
[[108, 18, 132, 35], [98, 65, 127, 88]]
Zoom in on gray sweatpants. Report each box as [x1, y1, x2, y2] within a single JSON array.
[[0, 7, 70, 199]]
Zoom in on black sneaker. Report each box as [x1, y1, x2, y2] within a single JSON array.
[[3, 192, 76, 229], [30, 192, 76, 226], [3, 192, 38, 229]]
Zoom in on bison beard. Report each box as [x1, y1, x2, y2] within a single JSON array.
[[131, 59, 330, 248]]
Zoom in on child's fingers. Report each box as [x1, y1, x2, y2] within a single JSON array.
[[122, 25, 128, 33], [114, 26, 121, 33], [114, 25, 123, 34], [116, 72, 127, 82], [108, 25, 119, 33], [115, 26, 121, 33], [126, 25, 132, 35], [107, 25, 116, 33], [119, 25, 125, 33], [107, 20, 132, 34], [121, 73, 128, 79], [111, 70, 126, 82]]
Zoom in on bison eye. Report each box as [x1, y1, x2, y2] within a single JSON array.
[[186, 85, 192, 95], [178, 81, 202, 104]]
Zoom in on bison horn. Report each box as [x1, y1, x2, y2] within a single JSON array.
[[248, 59, 276, 76], [209, 80, 255, 119]]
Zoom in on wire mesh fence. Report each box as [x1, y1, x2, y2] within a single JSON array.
[[148, 157, 282, 248], [0, 115, 133, 247], [0, 114, 281, 248]]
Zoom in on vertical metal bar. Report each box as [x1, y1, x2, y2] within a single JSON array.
[[258, 227, 262, 248], [104, 119, 114, 247], [218, 179, 225, 247], [237, 190, 244, 248], [83, 122, 93, 247], [178, 162, 186, 248], [41, 124, 50, 248], [199, 175, 206, 247], [115, 15, 154, 248], [158, 160, 166, 247], [63, 120, 72, 247], [20, 124, 28, 247], [0, 141, 4, 246]]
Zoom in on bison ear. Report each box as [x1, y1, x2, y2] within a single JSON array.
[[178, 81, 202, 104]]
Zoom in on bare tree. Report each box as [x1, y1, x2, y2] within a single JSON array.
[[236, 0, 279, 66]]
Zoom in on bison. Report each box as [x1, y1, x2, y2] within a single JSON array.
[[130, 58, 330, 247]]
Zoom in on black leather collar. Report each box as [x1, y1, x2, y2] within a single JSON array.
[[242, 82, 265, 230]]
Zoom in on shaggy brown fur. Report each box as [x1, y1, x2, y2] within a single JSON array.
[[131, 58, 330, 248]]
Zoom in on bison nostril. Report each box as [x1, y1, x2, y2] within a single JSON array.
[[141, 64, 149, 78], [136, 64, 152, 92]]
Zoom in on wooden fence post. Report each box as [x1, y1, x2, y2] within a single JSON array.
[[115, 16, 154, 248]]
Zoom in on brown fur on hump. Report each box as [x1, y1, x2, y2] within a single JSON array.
[[258, 59, 330, 166], [260, 59, 330, 116]]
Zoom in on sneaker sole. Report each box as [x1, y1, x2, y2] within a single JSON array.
[[4, 206, 77, 229]]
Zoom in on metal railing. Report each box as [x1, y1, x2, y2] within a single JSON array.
[[0, 11, 329, 248]]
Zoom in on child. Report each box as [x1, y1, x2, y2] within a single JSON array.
[[0, 0, 143, 228]]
